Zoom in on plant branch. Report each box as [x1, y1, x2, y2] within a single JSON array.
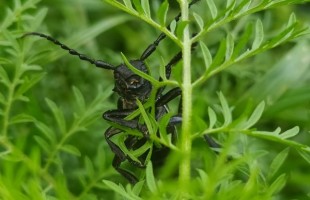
[[179, 0, 192, 194], [104, 0, 182, 47]]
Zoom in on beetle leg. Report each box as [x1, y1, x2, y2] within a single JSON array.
[[155, 88, 182, 128], [204, 134, 221, 149], [105, 126, 126, 160], [103, 109, 149, 138], [105, 126, 147, 184], [164, 52, 183, 80], [164, 41, 199, 80], [156, 41, 198, 98], [105, 126, 136, 183], [155, 88, 221, 149], [103, 108, 152, 168], [156, 88, 181, 107], [103, 109, 137, 128], [155, 88, 182, 142], [112, 154, 139, 185]]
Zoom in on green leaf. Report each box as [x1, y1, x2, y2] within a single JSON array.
[[144, 146, 153, 167], [0, 92, 6, 104], [211, 39, 226, 68], [268, 23, 296, 47], [298, 150, 310, 164], [16, 94, 30, 102], [26, 7, 48, 31], [287, 13, 297, 27], [0, 58, 12, 65], [248, 128, 309, 151], [73, 86, 86, 112], [232, 23, 252, 59], [146, 161, 157, 193], [158, 113, 172, 144], [136, 99, 153, 134], [197, 169, 209, 186], [85, 156, 95, 178], [176, 21, 189, 39], [117, 135, 141, 164], [132, 181, 144, 196], [234, 0, 252, 15], [267, 174, 287, 196], [238, 42, 310, 105], [200, 42, 212, 70], [14, 73, 45, 99], [208, 107, 217, 129], [103, 179, 125, 191], [268, 148, 289, 180], [243, 101, 265, 129], [131, 141, 152, 158], [45, 98, 67, 134], [123, 0, 134, 10], [224, 0, 236, 18], [253, 128, 282, 138], [252, 19, 264, 50], [34, 136, 51, 153], [225, 33, 234, 61], [0, 66, 11, 86], [226, 0, 236, 9], [60, 145, 81, 157], [170, 20, 177, 34], [34, 120, 56, 143], [193, 12, 204, 31], [103, 180, 142, 200], [280, 126, 299, 139], [132, 0, 143, 14], [206, 0, 218, 19], [22, 64, 42, 71], [218, 92, 232, 126], [157, 0, 169, 26], [260, 0, 269, 7], [266, 0, 307, 8], [9, 114, 35, 124], [141, 0, 151, 17]]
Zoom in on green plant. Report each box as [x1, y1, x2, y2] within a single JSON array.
[[1, 0, 310, 199]]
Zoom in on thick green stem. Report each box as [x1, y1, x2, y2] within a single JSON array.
[[179, 0, 192, 192]]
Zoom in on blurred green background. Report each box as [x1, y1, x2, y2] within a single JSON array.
[[0, 0, 310, 199]]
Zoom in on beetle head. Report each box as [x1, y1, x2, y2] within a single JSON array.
[[113, 60, 152, 101]]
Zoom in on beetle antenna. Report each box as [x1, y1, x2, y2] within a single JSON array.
[[21, 32, 115, 70], [140, 0, 201, 61]]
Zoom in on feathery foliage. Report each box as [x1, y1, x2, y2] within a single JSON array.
[[0, 0, 310, 199]]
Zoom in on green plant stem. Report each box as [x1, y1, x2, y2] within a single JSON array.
[[1, 60, 23, 138], [179, 0, 192, 193], [1, 87, 13, 138], [104, 0, 181, 47], [192, 0, 293, 43], [42, 123, 80, 172], [42, 102, 103, 172], [77, 168, 115, 200]]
